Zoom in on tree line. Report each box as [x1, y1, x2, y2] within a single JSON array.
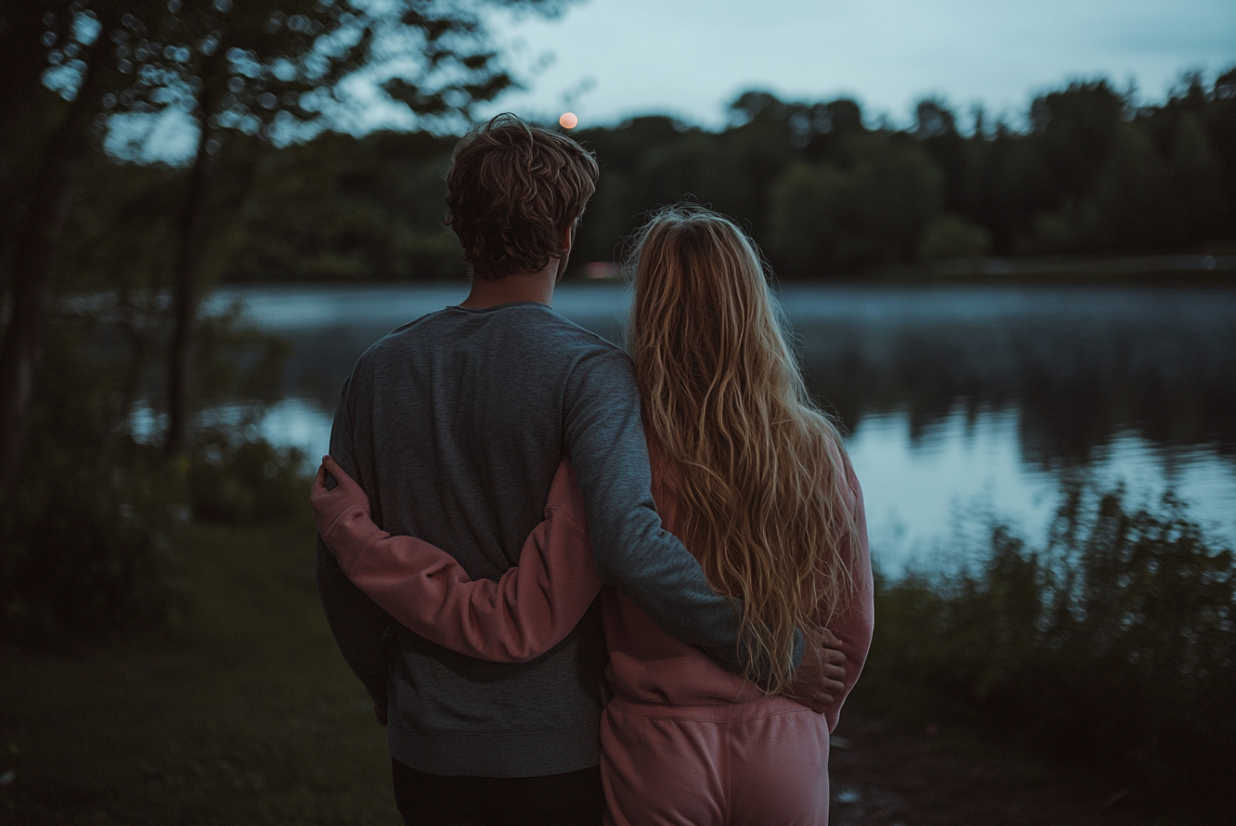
[[200, 70, 1236, 284], [43, 68, 1236, 301]]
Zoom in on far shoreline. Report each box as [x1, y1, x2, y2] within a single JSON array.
[[211, 252, 1236, 289]]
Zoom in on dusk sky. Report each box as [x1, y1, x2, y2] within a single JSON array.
[[127, 0, 1235, 160], [465, 0, 1235, 130]]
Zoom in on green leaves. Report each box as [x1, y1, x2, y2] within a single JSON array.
[[768, 137, 944, 273], [865, 482, 1236, 796]]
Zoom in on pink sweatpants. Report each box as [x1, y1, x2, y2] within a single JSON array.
[[600, 695, 832, 826]]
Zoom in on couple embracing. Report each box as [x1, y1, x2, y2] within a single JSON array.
[[312, 114, 873, 826]]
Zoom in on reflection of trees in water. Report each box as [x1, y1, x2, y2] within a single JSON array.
[[796, 310, 1236, 468], [263, 287, 1236, 472]]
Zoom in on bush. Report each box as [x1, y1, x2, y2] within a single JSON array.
[[0, 297, 309, 645], [917, 213, 992, 260], [188, 428, 309, 523], [862, 481, 1236, 799], [768, 136, 944, 274], [0, 323, 185, 646]]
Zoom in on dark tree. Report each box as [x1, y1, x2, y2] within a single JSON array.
[[1029, 80, 1125, 202], [914, 97, 967, 214], [0, 0, 580, 480], [0, 0, 132, 492]]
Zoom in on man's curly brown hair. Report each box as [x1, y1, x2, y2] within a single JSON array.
[[445, 114, 599, 280]]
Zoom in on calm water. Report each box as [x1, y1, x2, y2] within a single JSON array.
[[205, 282, 1236, 572]]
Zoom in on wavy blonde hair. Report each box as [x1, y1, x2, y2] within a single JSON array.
[[627, 205, 855, 694]]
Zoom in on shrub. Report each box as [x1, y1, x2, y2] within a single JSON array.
[[0, 323, 185, 645], [0, 297, 308, 645], [917, 213, 992, 260], [768, 137, 944, 274], [188, 428, 309, 523], [862, 481, 1236, 799]]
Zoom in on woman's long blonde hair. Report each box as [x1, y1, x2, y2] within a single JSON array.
[[627, 205, 855, 694]]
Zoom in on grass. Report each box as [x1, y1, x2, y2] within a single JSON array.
[[0, 516, 400, 825], [3, 482, 1231, 823]]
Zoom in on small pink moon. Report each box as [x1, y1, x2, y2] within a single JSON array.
[[559, 112, 579, 129]]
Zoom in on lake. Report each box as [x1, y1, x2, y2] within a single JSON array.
[[203, 282, 1236, 573]]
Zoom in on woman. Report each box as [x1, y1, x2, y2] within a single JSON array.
[[313, 206, 873, 825]]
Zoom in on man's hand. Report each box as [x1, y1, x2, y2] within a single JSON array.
[[785, 629, 846, 713]]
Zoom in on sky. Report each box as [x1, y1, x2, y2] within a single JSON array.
[[119, 0, 1235, 161], [461, 0, 1236, 131]]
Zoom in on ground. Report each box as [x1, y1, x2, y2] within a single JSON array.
[[1, 517, 1226, 824], [827, 712, 1222, 826]]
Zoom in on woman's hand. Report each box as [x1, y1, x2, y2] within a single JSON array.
[[311, 455, 371, 548], [785, 628, 847, 713]]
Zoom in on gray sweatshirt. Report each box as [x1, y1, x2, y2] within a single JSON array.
[[315, 302, 747, 777]]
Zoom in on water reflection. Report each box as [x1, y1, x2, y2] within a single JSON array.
[[211, 283, 1236, 570], [779, 285, 1236, 465]]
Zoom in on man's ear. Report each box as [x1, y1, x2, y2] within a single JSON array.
[[562, 218, 579, 253]]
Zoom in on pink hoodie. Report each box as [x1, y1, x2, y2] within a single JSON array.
[[312, 444, 873, 733]]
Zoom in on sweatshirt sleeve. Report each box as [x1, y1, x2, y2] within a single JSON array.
[[316, 458, 603, 663], [821, 452, 875, 734], [562, 348, 785, 676]]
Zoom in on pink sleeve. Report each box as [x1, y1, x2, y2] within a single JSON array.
[[823, 456, 875, 733], [317, 459, 603, 663]]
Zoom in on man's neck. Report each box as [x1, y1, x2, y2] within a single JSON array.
[[460, 259, 560, 309]]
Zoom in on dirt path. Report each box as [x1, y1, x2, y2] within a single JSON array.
[[827, 714, 1193, 826]]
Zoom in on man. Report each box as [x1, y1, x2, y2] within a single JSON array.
[[316, 115, 840, 825]]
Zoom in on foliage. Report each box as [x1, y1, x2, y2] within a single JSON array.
[[0, 0, 578, 645], [917, 213, 992, 260], [1030, 79, 1125, 199], [19, 64, 1233, 290], [859, 481, 1236, 799], [1090, 124, 1173, 251], [1163, 113, 1231, 246], [562, 69, 1236, 275], [2, 0, 586, 275], [224, 131, 462, 281], [24, 0, 566, 152], [767, 160, 853, 273], [0, 316, 184, 646], [187, 428, 308, 523], [0, 294, 307, 645], [767, 136, 943, 272]]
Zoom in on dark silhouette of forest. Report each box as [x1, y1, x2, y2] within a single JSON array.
[[56, 69, 1234, 287], [577, 79, 1236, 275]]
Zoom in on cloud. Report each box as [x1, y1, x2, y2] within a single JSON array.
[[479, 0, 1236, 128]]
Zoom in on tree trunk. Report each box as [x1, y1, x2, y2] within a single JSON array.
[[0, 22, 112, 491], [116, 286, 155, 425], [163, 98, 218, 455], [0, 4, 59, 260]]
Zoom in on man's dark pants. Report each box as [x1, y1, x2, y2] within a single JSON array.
[[392, 759, 604, 825]]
